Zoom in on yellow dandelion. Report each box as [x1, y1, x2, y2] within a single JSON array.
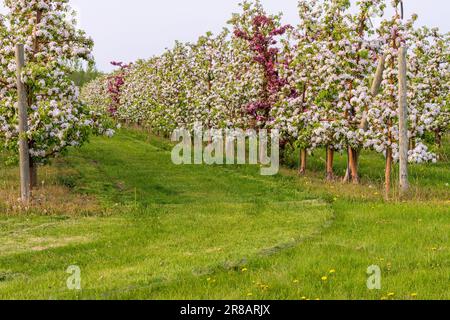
[[241, 267, 248, 272], [387, 292, 395, 297], [301, 296, 307, 300], [247, 293, 253, 296], [321, 276, 328, 281], [329, 269, 336, 274], [293, 279, 299, 283], [411, 293, 418, 298]]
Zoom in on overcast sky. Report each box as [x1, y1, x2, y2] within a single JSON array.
[[1, 0, 449, 71]]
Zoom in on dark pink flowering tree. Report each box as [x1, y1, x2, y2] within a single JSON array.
[[107, 61, 132, 116], [232, 3, 292, 128]]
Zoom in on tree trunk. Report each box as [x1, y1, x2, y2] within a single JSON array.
[[409, 138, 416, 151], [29, 158, 38, 190], [343, 148, 351, 183], [349, 147, 360, 184], [298, 149, 307, 175], [344, 147, 360, 184], [435, 130, 442, 148], [385, 148, 392, 199], [326, 147, 334, 181]]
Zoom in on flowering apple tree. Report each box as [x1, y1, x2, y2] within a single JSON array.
[[0, 0, 114, 188]]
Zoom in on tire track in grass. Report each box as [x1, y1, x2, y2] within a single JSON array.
[[71, 201, 337, 300]]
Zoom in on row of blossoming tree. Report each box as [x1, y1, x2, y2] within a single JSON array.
[[0, 0, 113, 189], [82, 0, 449, 189]]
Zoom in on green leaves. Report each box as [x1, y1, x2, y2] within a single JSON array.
[[358, 49, 370, 59]]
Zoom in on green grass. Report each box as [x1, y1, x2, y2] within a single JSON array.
[[0, 129, 448, 300]]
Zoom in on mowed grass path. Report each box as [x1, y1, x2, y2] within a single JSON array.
[[0, 129, 449, 300], [0, 129, 332, 299]]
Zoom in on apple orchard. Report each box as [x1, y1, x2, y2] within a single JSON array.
[[1, 0, 449, 197]]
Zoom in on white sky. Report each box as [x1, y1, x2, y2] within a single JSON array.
[[1, 0, 449, 71]]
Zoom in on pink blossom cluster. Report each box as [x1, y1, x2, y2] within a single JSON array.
[[234, 15, 292, 125], [107, 62, 132, 115]]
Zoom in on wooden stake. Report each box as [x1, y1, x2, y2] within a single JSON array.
[[15, 44, 31, 204], [398, 47, 409, 197]]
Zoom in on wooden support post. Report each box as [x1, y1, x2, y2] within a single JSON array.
[[15, 44, 31, 204], [398, 47, 409, 197]]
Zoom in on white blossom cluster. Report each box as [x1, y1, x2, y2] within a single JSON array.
[[0, 0, 114, 164]]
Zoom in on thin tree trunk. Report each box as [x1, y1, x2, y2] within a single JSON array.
[[409, 138, 416, 150], [343, 149, 351, 183], [29, 158, 38, 190], [435, 130, 442, 148], [349, 147, 360, 184], [279, 142, 286, 164], [385, 148, 392, 199], [343, 147, 360, 183], [326, 147, 334, 181], [298, 149, 307, 175]]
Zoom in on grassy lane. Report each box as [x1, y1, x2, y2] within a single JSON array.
[[0, 129, 448, 299], [0, 129, 333, 299]]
